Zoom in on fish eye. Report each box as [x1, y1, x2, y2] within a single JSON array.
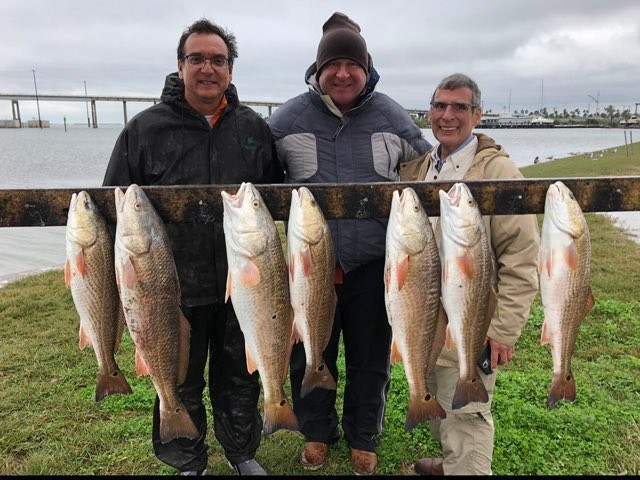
[[252, 200, 259, 208], [134, 202, 141, 211]]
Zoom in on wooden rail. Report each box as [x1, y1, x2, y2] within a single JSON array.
[[1, 177, 639, 227]]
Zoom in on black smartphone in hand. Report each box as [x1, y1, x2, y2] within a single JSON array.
[[477, 342, 493, 375]]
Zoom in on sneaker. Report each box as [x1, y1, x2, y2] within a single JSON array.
[[229, 458, 267, 476], [300, 441, 329, 470], [351, 448, 377, 476], [179, 469, 208, 476]]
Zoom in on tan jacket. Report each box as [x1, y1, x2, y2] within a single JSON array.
[[400, 133, 540, 366]]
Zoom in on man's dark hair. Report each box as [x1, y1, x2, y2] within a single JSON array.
[[431, 73, 481, 109], [177, 18, 238, 68]]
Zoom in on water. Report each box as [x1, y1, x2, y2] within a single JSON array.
[[0, 124, 637, 286]]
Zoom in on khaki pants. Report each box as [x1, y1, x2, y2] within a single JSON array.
[[427, 364, 497, 475]]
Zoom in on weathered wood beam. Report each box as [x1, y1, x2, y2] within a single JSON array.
[[1, 177, 639, 227]]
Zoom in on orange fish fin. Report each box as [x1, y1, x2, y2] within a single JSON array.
[[135, 349, 150, 377], [396, 254, 409, 291], [79, 323, 91, 350], [390, 337, 403, 365], [122, 255, 137, 289], [540, 318, 551, 346], [455, 249, 474, 279], [547, 372, 576, 408], [563, 242, 579, 270], [64, 258, 72, 287], [444, 324, 456, 351], [452, 377, 489, 410], [291, 317, 303, 345], [405, 392, 446, 433], [263, 397, 299, 436], [238, 258, 261, 287], [245, 345, 258, 374], [288, 254, 295, 282]]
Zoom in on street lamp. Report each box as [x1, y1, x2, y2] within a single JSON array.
[[32, 69, 43, 129], [588, 92, 600, 115]]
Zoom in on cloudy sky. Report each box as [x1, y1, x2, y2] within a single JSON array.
[[2, 0, 639, 124]]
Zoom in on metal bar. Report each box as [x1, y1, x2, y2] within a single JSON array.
[[1, 177, 639, 227]]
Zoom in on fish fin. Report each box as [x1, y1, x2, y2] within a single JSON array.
[[301, 245, 313, 277], [455, 249, 474, 279], [122, 255, 137, 289], [176, 310, 191, 386], [444, 323, 456, 351], [583, 288, 595, 316], [79, 323, 91, 350], [262, 396, 299, 435], [563, 242, 580, 270], [245, 345, 258, 374], [538, 248, 552, 277], [405, 392, 447, 433], [134, 349, 150, 377], [288, 254, 295, 283], [396, 254, 409, 291], [159, 400, 199, 444], [390, 337, 403, 365], [64, 258, 72, 287], [238, 258, 261, 287], [547, 371, 576, 408], [428, 303, 448, 369], [540, 318, 551, 346], [452, 377, 489, 410], [225, 272, 232, 303], [95, 367, 133, 402], [300, 362, 337, 398], [114, 301, 126, 354], [291, 317, 303, 345]]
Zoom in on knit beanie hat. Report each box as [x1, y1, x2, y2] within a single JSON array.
[[316, 12, 369, 75]]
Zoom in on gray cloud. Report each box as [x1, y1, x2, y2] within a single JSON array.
[[2, 0, 639, 123]]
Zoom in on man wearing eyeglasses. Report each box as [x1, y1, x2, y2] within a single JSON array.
[[400, 73, 539, 475], [268, 11, 431, 476], [103, 18, 283, 476]]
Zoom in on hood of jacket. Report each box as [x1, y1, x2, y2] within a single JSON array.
[[159, 71, 240, 110], [303, 54, 380, 109]]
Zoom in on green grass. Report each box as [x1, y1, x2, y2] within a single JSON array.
[[1, 142, 639, 475]]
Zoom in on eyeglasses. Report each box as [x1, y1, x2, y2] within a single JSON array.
[[430, 101, 478, 113], [183, 54, 230, 69]]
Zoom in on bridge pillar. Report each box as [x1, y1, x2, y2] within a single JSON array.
[[11, 100, 21, 127], [123, 100, 128, 126], [91, 100, 98, 128]]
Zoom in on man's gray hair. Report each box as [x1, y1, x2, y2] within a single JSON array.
[[431, 73, 481, 108]]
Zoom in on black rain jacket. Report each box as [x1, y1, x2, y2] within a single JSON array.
[[103, 72, 283, 306]]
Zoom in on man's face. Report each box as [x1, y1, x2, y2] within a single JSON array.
[[428, 87, 481, 159], [318, 59, 367, 113], [178, 33, 232, 113]]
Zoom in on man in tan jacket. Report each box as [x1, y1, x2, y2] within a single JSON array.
[[401, 73, 540, 475]]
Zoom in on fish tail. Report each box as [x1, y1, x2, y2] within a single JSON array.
[[300, 363, 337, 398], [451, 377, 489, 410], [159, 402, 200, 444], [263, 396, 299, 436], [405, 392, 447, 433], [95, 368, 133, 402], [546, 372, 577, 408]]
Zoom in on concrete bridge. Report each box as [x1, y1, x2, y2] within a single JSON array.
[[0, 93, 428, 127]]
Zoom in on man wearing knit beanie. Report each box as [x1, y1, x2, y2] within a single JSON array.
[[315, 12, 369, 77], [269, 11, 431, 476]]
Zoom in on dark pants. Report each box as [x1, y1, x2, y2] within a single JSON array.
[[289, 258, 392, 452], [152, 303, 263, 472]]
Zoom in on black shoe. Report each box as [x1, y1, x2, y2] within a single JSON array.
[[179, 469, 208, 476], [229, 459, 267, 476]]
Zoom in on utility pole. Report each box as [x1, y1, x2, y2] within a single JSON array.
[[588, 92, 600, 115], [32, 69, 42, 129], [84, 80, 90, 128]]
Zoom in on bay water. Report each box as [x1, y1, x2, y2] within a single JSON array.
[[0, 124, 637, 286]]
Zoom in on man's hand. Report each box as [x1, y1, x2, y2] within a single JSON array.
[[488, 337, 514, 371]]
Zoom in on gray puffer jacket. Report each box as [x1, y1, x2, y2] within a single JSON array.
[[269, 61, 431, 273]]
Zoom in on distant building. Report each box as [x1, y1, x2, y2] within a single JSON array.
[[25, 119, 50, 128], [0, 119, 21, 128]]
